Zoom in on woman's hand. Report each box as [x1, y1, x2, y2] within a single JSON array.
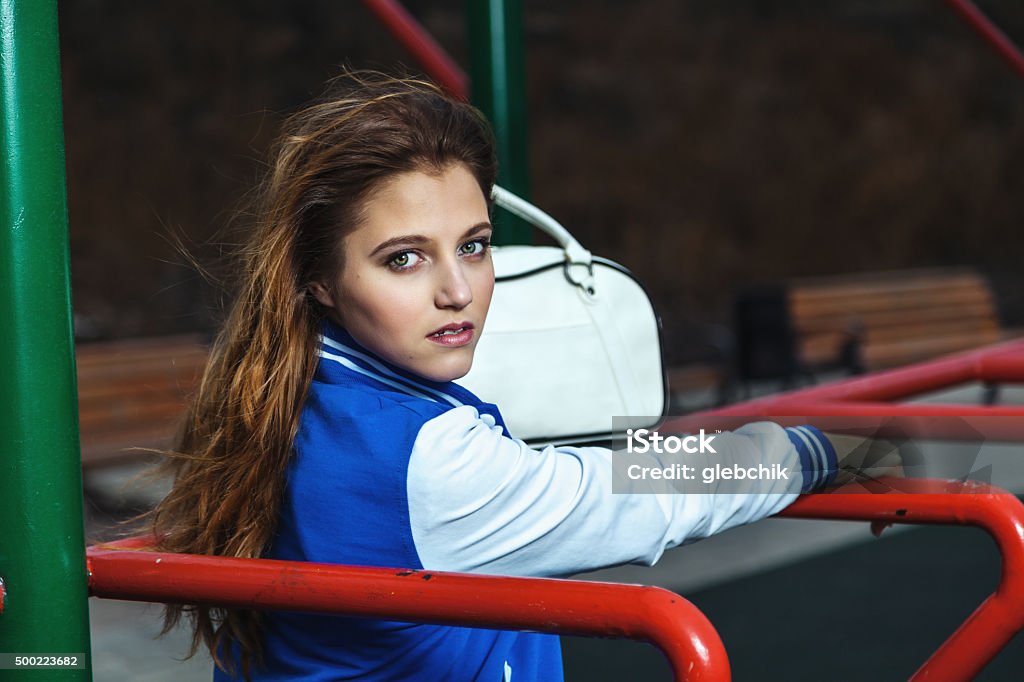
[[824, 433, 907, 487]]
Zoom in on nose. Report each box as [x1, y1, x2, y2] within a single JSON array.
[[434, 258, 473, 310]]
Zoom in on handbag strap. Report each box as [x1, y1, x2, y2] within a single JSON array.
[[492, 185, 596, 294], [492, 185, 652, 415]]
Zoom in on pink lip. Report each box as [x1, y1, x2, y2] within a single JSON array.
[[427, 322, 475, 348]]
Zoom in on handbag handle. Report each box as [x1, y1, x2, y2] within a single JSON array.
[[492, 185, 596, 294]]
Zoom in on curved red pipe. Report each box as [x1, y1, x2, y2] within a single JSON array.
[[665, 403, 1024, 441], [700, 341, 1024, 414], [86, 343, 1024, 679], [87, 544, 729, 681], [782, 480, 1024, 681]]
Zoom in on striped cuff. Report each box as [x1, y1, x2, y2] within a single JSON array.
[[785, 425, 839, 493]]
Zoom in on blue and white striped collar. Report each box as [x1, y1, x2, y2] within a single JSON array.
[[316, 319, 474, 407]]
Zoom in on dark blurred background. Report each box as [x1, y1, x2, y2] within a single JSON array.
[[61, 4, 1024, 679], [59, 0, 1024, 365]]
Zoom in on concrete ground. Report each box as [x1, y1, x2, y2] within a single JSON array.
[[83, 380, 1024, 681]]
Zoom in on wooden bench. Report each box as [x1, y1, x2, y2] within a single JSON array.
[[75, 268, 1007, 462], [76, 334, 207, 468], [724, 267, 1011, 398], [789, 268, 1003, 372]]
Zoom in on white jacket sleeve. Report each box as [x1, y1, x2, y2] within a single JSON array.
[[407, 406, 836, 577]]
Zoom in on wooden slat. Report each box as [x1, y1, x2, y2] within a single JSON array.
[[791, 285, 992, 319], [76, 369, 203, 401], [667, 364, 723, 392], [80, 428, 175, 468], [787, 268, 1002, 372], [78, 395, 190, 430], [794, 307, 994, 335], [863, 331, 1002, 368], [862, 318, 999, 345], [76, 335, 209, 467], [789, 268, 985, 299]]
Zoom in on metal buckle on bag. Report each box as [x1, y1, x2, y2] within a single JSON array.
[[564, 258, 596, 298]]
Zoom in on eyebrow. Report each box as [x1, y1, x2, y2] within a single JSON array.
[[369, 222, 493, 258]]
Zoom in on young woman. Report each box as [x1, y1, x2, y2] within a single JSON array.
[[150, 71, 894, 681]]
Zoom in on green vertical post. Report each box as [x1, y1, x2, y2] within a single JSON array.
[[467, 0, 532, 245], [0, 1, 92, 679]]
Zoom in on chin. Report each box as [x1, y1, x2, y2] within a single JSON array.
[[436, 365, 472, 383], [427, 353, 474, 383]]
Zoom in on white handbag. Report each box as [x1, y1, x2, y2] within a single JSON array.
[[458, 186, 668, 445]]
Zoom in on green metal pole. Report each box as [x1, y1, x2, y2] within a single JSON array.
[[467, 0, 532, 245], [0, 1, 92, 679]]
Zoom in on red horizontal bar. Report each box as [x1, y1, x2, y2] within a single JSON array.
[[781, 480, 1024, 681], [765, 402, 1024, 418], [701, 341, 1024, 413], [359, 0, 469, 98], [680, 343, 1024, 676], [86, 344, 1024, 680], [90, 480, 1024, 680], [977, 350, 1024, 383], [664, 402, 1024, 441], [87, 545, 729, 681]]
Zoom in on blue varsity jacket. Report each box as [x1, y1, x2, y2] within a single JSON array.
[[213, 319, 838, 681]]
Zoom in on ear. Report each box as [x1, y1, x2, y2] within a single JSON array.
[[309, 281, 336, 310]]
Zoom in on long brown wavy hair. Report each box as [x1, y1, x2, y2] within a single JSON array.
[[148, 70, 497, 679]]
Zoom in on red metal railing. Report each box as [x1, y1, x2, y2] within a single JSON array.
[[85, 483, 1024, 682], [944, 0, 1024, 79], [359, 0, 468, 98], [782, 481, 1024, 682], [87, 538, 729, 681], [661, 341, 1024, 443], [360, 0, 1024, 102], [706, 340, 1024, 412], [69, 5, 1024, 679], [678, 339, 1024, 679], [82, 340, 1024, 680]]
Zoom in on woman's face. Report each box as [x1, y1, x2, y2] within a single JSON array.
[[313, 163, 494, 383]]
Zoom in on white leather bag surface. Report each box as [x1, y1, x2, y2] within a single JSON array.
[[459, 186, 667, 445]]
